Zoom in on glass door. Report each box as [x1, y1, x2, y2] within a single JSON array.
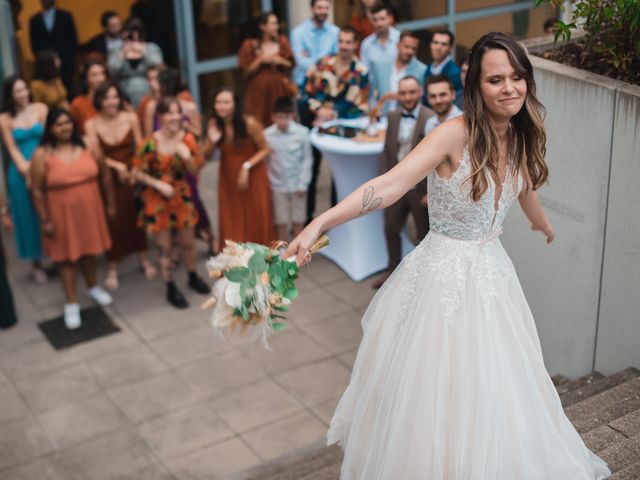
[[173, 0, 289, 110]]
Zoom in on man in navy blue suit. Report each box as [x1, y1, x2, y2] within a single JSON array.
[[29, 0, 78, 97]]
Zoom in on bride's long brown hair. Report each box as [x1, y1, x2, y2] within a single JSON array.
[[463, 32, 548, 201]]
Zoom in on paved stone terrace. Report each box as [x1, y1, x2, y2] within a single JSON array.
[[0, 161, 377, 479]]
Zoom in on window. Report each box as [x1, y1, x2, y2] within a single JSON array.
[[334, 0, 448, 29], [455, 7, 551, 50], [192, 0, 289, 61], [198, 68, 243, 113]]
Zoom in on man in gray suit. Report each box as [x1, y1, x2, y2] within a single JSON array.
[[373, 75, 434, 288]]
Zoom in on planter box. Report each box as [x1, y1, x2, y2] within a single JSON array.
[[501, 36, 640, 377]]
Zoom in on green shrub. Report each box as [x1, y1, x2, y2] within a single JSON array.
[[535, 0, 640, 80]]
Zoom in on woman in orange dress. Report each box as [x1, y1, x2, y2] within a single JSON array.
[[133, 96, 210, 309], [203, 88, 274, 245], [85, 81, 154, 290], [237, 12, 294, 128], [143, 68, 217, 255], [30, 50, 70, 111], [70, 61, 107, 135], [30, 109, 115, 330], [349, 0, 376, 47]]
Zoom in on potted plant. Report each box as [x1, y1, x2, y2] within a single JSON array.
[[500, 0, 640, 378], [534, 0, 639, 83]]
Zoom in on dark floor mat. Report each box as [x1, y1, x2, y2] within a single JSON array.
[[38, 305, 121, 350]]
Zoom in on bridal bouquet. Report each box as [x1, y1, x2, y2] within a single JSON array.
[[201, 235, 330, 348]]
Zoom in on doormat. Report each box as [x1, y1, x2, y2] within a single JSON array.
[[38, 306, 121, 350]]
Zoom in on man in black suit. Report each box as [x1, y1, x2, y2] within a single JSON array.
[[373, 75, 434, 288], [29, 0, 78, 97], [82, 11, 123, 63]]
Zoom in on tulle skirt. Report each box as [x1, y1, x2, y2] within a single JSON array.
[[328, 231, 610, 480]]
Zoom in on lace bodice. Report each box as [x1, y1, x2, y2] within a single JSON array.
[[427, 147, 523, 241]]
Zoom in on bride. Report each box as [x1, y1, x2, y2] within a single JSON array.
[[286, 32, 610, 479]]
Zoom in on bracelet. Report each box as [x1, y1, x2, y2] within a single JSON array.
[[242, 161, 252, 171]]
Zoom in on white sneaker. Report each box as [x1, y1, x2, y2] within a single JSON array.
[[88, 285, 113, 306], [64, 303, 81, 329]]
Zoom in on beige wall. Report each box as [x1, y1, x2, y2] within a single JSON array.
[[17, 0, 133, 69]]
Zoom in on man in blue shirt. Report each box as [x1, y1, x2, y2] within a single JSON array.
[[422, 29, 464, 110], [360, 3, 400, 111], [370, 30, 427, 116], [292, 0, 340, 224], [291, 0, 340, 89]]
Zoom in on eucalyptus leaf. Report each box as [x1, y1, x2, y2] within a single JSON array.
[[283, 288, 298, 301], [225, 267, 250, 282], [272, 322, 286, 331], [271, 275, 282, 288], [240, 279, 252, 297], [248, 252, 268, 273]]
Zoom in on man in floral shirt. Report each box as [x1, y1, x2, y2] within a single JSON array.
[[304, 26, 370, 123]]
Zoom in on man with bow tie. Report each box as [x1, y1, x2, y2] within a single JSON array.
[[372, 75, 434, 289]]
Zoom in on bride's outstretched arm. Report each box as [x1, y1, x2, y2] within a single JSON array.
[[286, 120, 459, 265], [518, 190, 555, 244]]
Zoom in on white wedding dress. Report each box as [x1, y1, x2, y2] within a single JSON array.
[[327, 147, 611, 479]]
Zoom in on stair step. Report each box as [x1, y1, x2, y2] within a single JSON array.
[[299, 462, 342, 480], [609, 461, 640, 479], [556, 372, 605, 396], [581, 425, 627, 453], [244, 445, 343, 480], [566, 377, 640, 433], [581, 407, 640, 454], [599, 434, 640, 474], [576, 393, 640, 435], [610, 408, 640, 438], [552, 374, 570, 387], [562, 368, 640, 408]]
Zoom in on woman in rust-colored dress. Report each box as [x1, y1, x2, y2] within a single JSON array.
[[85, 81, 153, 290], [70, 61, 107, 135], [349, 0, 376, 48], [237, 12, 294, 128], [204, 88, 273, 245]]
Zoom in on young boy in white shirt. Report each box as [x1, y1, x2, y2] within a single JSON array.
[[264, 97, 313, 241]]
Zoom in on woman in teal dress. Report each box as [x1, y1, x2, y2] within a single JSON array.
[[0, 75, 49, 283]]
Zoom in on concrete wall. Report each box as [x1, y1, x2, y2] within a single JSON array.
[[595, 83, 640, 373], [501, 40, 640, 377]]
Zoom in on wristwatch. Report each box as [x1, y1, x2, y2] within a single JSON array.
[[242, 161, 252, 171]]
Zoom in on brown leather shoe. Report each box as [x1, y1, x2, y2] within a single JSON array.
[[372, 271, 391, 289]]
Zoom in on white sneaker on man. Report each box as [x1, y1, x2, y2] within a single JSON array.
[[64, 303, 81, 329], [88, 285, 113, 306]]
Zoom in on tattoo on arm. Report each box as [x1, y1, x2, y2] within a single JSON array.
[[359, 185, 382, 215]]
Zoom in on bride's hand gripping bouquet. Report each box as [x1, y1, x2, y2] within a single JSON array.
[[202, 234, 329, 349]]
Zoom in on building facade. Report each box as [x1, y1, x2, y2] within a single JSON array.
[[175, 0, 552, 108], [0, 0, 552, 190]]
